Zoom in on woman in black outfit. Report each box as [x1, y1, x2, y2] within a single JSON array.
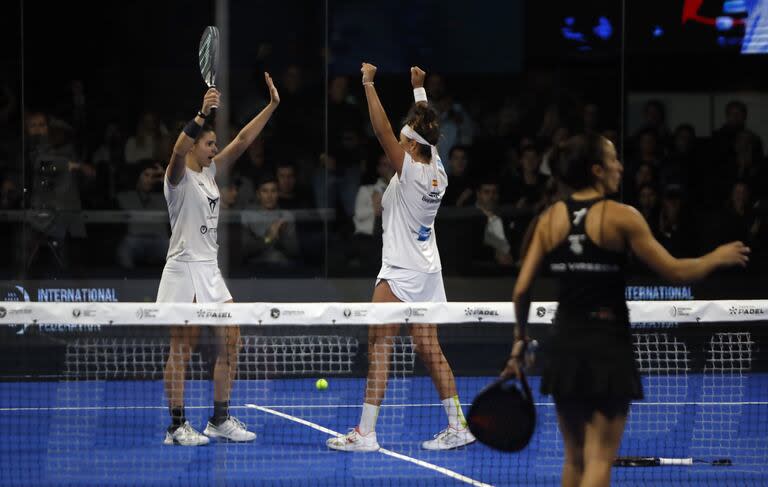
[[502, 134, 749, 487]]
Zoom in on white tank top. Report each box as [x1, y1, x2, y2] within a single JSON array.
[[164, 161, 220, 262], [380, 152, 448, 273]]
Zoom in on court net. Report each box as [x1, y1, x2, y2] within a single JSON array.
[[0, 300, 766, 486]]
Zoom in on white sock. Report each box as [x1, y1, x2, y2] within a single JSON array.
[[442, 395, 467, 429], [358, 403, 380, 435]]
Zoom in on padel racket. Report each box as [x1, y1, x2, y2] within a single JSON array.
[[198, 26, 220, 115], [467, 370, 536, 452], [614, 456, 732, 467]]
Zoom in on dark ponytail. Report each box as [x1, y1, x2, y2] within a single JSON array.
[[553, 134, 606, 190]]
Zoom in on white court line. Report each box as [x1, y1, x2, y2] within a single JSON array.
[[3, 401, 768, 412], [245, 403, 494, 487]]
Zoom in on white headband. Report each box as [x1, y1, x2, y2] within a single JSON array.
[[400, 124, 431, 147], [400, 124, 441, 165]]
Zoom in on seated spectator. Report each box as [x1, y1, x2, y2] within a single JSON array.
[[352, 154, 392, 237], [341, 154, 395, 274], [716, 181, 759, 245], [241, 175, 300, 270], [540, 126, 570, 177], [276, 161, 313, 209], [662, 124, 697, 190], [0, 172, 21, 209], [729, 130, 768, 200], [626, 162, 658, 206], [221, 177, 241, 210], [713, 100, 764, 164], [115, 161, 168, 270], [231, 136, 274, 208], [314, 126, 365, 218], [441, 145, 473, 207], [634, 99, 670, 141], [636, 183, 660, 234], [655, 185, 696, 257], [124, 111, 168, 164], [458, 180, 516, 274], [427, 73, 476, 164], [514, 144, 548, 211]]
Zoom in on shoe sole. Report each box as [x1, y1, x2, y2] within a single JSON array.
[[163, 437, 210, 446], [327, 445, 380, 452], [421, 438, 476, 450], [203, 429, 256, 442]]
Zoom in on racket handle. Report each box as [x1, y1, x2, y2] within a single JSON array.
[[209, 84, 219, 114], [658, 458, 693, 466]]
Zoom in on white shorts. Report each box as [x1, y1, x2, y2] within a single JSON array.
[[156, 259, 233, 303], [376, 264, 446, 303]]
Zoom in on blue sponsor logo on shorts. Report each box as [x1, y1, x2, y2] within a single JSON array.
[[417, 225, 432, 241]]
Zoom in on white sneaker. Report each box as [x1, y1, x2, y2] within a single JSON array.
[[203, 416, 257, 442], [326, 427, 380, 452], [163, 421, 210, 446], [422, 425, 476, 450]]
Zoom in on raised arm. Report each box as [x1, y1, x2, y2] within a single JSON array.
[[214, 72, 280, 173], [621, 204, 749, 282], [361, 62, 405, 176], [167, 88, 219, 185]]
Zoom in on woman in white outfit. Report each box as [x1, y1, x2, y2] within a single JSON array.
[[327, 64, 475, 452], [159, 74, 279, 446]]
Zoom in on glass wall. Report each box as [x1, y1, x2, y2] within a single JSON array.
[[1, 0, 765, 295]]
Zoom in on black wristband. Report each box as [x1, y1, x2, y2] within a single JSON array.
[[183, 119, 203, 139], [197, 110, 209, 120]]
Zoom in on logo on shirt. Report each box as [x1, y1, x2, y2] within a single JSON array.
[[417, 225, 432, 241], [207, 197, 219, 212], [200, 225, 208, 235], [568, 234, 586, 255]]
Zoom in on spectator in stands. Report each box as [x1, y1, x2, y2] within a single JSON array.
[[441, 145, 473, 207], [540, 126, 570, 177], [220, 177, 240, 210], [352, 154, 392, 238], [713, 100, 764, 163], [729, 130, 768, 200], [636, 183, 660, 234], [0, 172, 21, 209], [116, 161, 168, 269], [276, 161, 313, 209], [328, 75, 363, 146], [656, 185, 696, 257], [426, 74, 475, 164], [661, 124, 697, 190], [626, 162, 658, 206], [635, 99, 670, 141], [315, 126, 365, 218], [715, 181, 758, 245], [346, 154, 393, 273], [241, 175, 300, 270], [631, 128, 664, 170], [514, 144, 548, 211], [93, 123, 125, 166], [124, 111, 169, 164], [457, 176, 515, 275], [232, 137, 273, 208], [471, 180, 515, 268]]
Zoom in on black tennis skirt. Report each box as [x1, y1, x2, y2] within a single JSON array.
[[540, 310, 644, 401]]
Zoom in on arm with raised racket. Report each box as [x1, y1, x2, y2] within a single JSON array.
[[166, 89, 220, 186]]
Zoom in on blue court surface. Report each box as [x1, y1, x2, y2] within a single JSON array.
[[1, 375, 767, 487]]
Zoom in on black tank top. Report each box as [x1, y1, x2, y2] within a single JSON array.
[[547, 197, 627, 318]]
